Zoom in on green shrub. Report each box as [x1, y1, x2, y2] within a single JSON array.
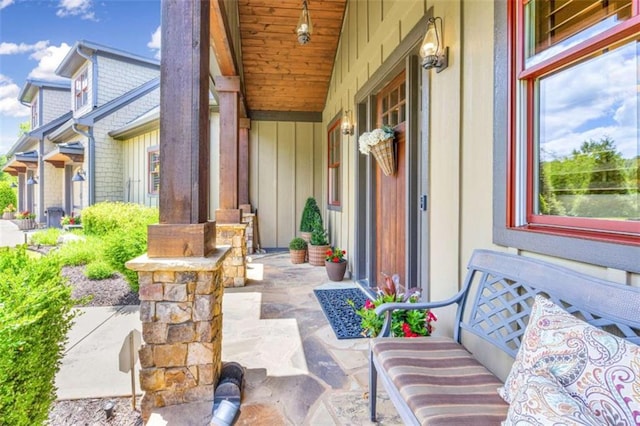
[[54, 237, 102, 266], [81, 201, 158, 236], [103, 228, 148, 291], [300, 197, 322, 232], [84, 260, 115, 280], [0, 246, 76, 425], [0, 181, 16, 213], [289, 237, 307, 250], [29, 228, 61, 246]]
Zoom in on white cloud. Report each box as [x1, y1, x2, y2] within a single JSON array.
[[538, 42, 638, 160], [27, 43, 72, 81], [0, 41, 50, 55], [0, 74, 29, 118], [0, 0, 14, 10], [56, 0, 96, 21], [148, 26, 161, 59]]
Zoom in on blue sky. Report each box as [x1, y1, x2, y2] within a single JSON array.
[[0, 0, 161, 155]]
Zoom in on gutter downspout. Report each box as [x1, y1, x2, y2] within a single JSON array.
[[72, 124, 95, 206], [38, 138, 45, 224]]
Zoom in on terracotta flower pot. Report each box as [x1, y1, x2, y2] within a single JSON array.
[[308, 244, 330, 266], [2, 212, 15, 220], [290, 249, 306, 264], [325, 260, 347, 281]]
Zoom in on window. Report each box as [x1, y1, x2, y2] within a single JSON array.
[[74, 67, 89, 110], [148, 149, 160, 195], [510, 0, 639, 245], [31, 97, 38, 129], [328, 117, 341, 209], [378, 72, 406, 127]]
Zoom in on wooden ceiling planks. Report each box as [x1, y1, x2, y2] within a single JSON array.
[[236, 0, 346, 113]]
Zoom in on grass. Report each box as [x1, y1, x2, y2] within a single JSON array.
[[29, 228, 62, 246]]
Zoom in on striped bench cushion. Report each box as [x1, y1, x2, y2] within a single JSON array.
[[371, 336, 509, 425]]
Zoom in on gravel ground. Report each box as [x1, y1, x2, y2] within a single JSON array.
[[48, 263, 142, 425]]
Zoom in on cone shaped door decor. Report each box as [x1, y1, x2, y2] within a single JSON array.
[[358, 125, 396, 177], [369, 137, 396, 176]]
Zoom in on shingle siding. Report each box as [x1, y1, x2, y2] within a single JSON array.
[[42, 88, 70, 124], [96, 56, 159, 106]]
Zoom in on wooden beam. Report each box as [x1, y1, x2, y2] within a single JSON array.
[[151, 0, 213, 257], [210, 0, 237, 75], [215, 75, 240, 221], [238, 118, 250, 206]]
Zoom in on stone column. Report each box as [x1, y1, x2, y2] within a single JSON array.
[[126, 249, 229, 422], [216, 224, 247, 287]]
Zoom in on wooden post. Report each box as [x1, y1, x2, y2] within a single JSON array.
[[215, 75, 242, 224], [147, 0, 215, 257], [238, 118, 251, 207]]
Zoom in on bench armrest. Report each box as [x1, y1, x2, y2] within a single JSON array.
[[374, 288, 467, 337]]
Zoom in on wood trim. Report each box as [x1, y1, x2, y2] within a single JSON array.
[[210, 0, 238, 75], [148, 222, 216, 257]]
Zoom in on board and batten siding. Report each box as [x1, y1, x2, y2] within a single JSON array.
[[121, 129, 159, 208], [248, 121, 323, 249]]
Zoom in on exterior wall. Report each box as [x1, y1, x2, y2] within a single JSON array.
[[42, 161, 64, 213], [322, 0, 639, 347], [42, 88, 70, 124], [247, 120, 323, 249], [96, 55, 159, 106], [92, 88, 160, 202], [122, 129, 160, 207]]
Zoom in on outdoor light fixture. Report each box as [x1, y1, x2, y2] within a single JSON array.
[[420, 17, 448, 72], [296, 0, 312, 45], [27, 176, 38, 185], [72, 169, 86, 182], [10, 182, 17, 188], [341, 110, 354, 135]]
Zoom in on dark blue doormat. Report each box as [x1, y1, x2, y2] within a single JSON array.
[[313, 288, 370, 339]]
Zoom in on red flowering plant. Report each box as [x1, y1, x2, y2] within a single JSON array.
[[347, 273, 437, 338], [325, 246, 346, 263]]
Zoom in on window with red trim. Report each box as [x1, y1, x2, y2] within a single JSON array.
[[74, 67, 89, 111], [328, 117, 341, 208], [510, 0, 640, 244]]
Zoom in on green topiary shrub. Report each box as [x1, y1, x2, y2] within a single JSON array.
[[289, 237, 308, 250], [81, 201, 158, 237], [300, 197, 322, 233], [310, 217, 328, 246], [0, 246, 76, 425], [0, 181, 17, 213], [84, 260, 115, 280], [103, 228, 148, 291]]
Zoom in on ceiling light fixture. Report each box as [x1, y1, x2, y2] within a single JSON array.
[[296, 0, 312, 45]]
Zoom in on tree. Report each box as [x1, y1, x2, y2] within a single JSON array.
[[18, 121, 30, 136]]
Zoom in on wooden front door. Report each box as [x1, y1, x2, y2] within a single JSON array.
[[375, 71, 407, 287]]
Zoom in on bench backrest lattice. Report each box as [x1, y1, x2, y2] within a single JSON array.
[[455, 250, 640, 359]]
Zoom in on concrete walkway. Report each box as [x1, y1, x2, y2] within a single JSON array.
[[0, 219, 27, 247]]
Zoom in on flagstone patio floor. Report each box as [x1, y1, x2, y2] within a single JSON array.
[[151, 251, 402, 425]]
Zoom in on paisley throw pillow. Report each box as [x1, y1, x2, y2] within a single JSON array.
[[499, 295, 640, 425]]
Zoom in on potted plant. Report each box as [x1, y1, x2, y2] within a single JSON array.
[[3, 203, 16, 220], [289, 237, 307, 264], [308, 218, 330, 266], [15, 210, 36, 230], [299, 197, 322, 243], [358, 125, 396, 176], [325, 246, 347, 281]]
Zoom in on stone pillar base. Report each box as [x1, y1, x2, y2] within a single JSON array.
[[126, 249, 230, 422]]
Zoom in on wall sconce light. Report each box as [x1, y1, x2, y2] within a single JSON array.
[[341, 110, 354, 135], [27, 176, 38, 185], [420, 17, 448, 72], [72, 169, 86, 182], [296, 0, 312, 45]]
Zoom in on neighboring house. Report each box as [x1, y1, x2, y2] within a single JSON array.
[[3, 40, 161, 223]]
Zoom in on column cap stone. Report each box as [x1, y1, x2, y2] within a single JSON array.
[[126, 247, 231, 272]]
